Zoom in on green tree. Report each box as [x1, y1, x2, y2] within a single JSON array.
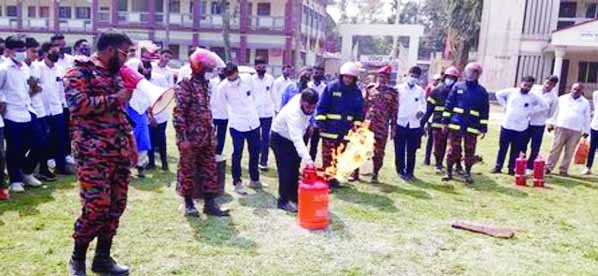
[[447, 0, 483, 69]]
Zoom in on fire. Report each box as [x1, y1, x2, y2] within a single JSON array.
[[324, 120, 375, 181]]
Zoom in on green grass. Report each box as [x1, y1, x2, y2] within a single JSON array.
[[1, 107, 598, 276]]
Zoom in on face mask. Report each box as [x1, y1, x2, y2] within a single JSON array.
[[407, 76, 418, 86], [48, 53, 59, 63], [313, 75, 325, 83], [283, 71, 290, 78], [13, 51, 26, 63], [256, 69, 266, 77], [79, 47, 90, 56], [218, 73, 226, 80], [107, 52, 121, 75], [444, 78, 455, 87], [300, 75, 310, 83], [520, 88, 530, 94]]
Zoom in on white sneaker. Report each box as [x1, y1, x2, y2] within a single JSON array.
[[581, 168, 592, 175], [248, 180, 262, 190], [234, 183, 248, 195], [66, 155, 75, 165], [23, 174, 42, 187], [525, 169, 533, 177], [9, 182, 25, 192], [47, 159, 56, 169]]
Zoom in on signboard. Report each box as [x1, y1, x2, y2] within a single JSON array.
[[359, 55, 393, 64], [580, 32, 598, 42]]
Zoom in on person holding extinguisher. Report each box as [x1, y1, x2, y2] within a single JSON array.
[[582, 89, 598, 175]]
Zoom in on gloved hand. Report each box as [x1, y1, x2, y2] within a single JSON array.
[[583, 133, 589, 139], [120, 66, 144, 90]]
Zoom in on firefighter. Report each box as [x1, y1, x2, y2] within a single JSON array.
[[441, 62, 490, 184], [173, 48, 229, 217], [364, 65, 398, 183], [316, 62, 364, 188], [420, 66, 460, 174]]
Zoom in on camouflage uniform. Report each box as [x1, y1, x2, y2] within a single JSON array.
[[65, 58, 137, 244], [173, 77, 218, 198], [364, 84, 398, 175]]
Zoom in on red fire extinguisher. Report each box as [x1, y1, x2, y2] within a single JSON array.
[[515, 152, 527, 186], [533, 155, 545, 188], [298, 166, 330, 230]]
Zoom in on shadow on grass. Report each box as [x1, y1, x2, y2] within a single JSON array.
[[238, 189, 278, 217], [372, 181, 432, 199], [468, 174, 528, 198], [0, 176, 77, 219], [408, 178, 460, 195], [548, 174, 598, 190], [333, 185, 399, 212], [130, 170, 176, 191], [186, 216, 257, 250]]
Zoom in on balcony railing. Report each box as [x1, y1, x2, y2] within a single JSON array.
[[59, 19, 92, 32], [0, 17, 18, 28], [23, 18, 50, 30], [557, 17, 595, 30], [156, 12, 193, 28], [199, 14, 239, 30], [249, 16, 284, 31]]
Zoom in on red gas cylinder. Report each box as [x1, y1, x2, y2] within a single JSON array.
[[515, 152, 527, 186], [298, 166, 330, 230], [533, 155, 545, 188]]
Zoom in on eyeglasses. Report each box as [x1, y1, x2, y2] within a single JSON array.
[[117, 49, 129, 57]]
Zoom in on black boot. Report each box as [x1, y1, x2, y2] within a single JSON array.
[[91, 236, 130, 276], [464, 165, 474, 185], [136, 166, 145, 178], [203, 193, 230, 217], [68, 241, 89, 276], [184, 196, 199, 217], [442, 163, 453, 181]]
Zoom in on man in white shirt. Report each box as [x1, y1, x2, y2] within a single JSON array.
[[176, 48, 197, 83], [271, 88, 318, 213], [524, 75, 559, 173], [152, 49, 175, 87], [546, 83, 592, 175], [51, 34, 74, 71], [582, 89, 598, 175], [394, 66, 426, 180], [0, 35, 43, 192], [252, 57, 276, 171], [147, 66, 171, 171], [272, 64, 294, 113], [492, 76, 548, 175], [209, 69, 228, 156], [218, 63, 262, 194], [73, 39, 90, 57], [305, 64, 327, 161]]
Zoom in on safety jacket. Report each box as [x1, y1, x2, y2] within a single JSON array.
[[421, 83, 453, 129], [441, 81, 489, 135], [316, 80, 364, 141]]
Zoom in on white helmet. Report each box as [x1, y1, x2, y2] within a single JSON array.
[[340, 62, 360, 78]]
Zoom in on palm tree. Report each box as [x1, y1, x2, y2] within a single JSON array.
[[447, 0, 483, 70]]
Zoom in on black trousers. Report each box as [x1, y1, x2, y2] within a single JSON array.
[[271, 132, 301, 204], [495, 127, 526, 171], [148, 122, 168, 167], [523, 125, 545, 169], [394, 125, 422, 177]]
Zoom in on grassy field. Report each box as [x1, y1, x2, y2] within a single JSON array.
[[1, 107, 598, 276]]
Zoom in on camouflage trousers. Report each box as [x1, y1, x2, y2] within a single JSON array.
[[433, 128, 448, 168], [177, 143, 218, 198], [446, 130, 478, 167], [322, 139, 347, 170], [72, 158, 131, 244]]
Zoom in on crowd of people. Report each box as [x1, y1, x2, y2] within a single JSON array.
[[0, 31, 596, 275]]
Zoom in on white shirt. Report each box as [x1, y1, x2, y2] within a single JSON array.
[[152, 62, 175, 87], [0, 59, 34, 122], [496, 87, 548, 132], [209, 77, 227, 120], [549, 93, 591, 134], [529, 85, 559, 126], [251, 73, 276, 118], [308, 80, 327, 96], [148, 72, 170, 124], [30, 61, 65, 117], [396, 82, 425, 129], [23, 63, 46, 118], [273, 75, 294, 112], [591, 90, 598, 131], [125, 57, 141, 70], [56, 54, 74, 71], [177, 64, 192, 83], [271, 94, 312, 163], [217, 74, 260, 131]]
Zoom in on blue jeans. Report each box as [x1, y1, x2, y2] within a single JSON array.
[[524, 125, 545, 169], [495, 127, 525, 171], [394, 125, 422, 177], [230, 128, 261, 182], [587, 129, 598, 169], [213, 119, 228, 155], [259, 117, 273, 166], [148, 122, 168, 167]]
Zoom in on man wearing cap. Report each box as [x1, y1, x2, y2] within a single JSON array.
[[316, 62, 364, 188], [441, 62, 490, 184], [364, 65, 398, 183], [173, 48, 229, 217], [420, 66, 460, 174]]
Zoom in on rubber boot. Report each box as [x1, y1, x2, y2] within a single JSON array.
[[184, 196, 199, 217], [464, 165, 474, 185], [203, 193, 230, 217], [68, 241, 89, 276], [91, 236, 129, 275]]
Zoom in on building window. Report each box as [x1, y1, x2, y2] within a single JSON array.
[[76, 7, 91, 19], [246, 48, 251, 64], [99, 7, 110, 21], [211, 1, 223, 15], [168, 44, 180, 59], [59, 7, 72, 19], [169, 0, 181, 13], [210, 47, 225, 60], [587, 3, 598, 18], [578, 62, 598, 83], [118, 0, 128, 11], [559, 2, 577, 18], [6, 6, 17, 17], [40, 7, 50, 18], [255, 49, 269, 64], [257, 3, 271, 16], [28, 6, 36, 17]]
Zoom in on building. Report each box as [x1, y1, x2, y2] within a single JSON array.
[[0, 0, 331, 75], [478, 0, 598, 96]]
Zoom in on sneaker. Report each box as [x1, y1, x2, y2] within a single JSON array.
[[581, 168, 592, 175], [161, 163, 169, 171], [23, 174, 42, 187], [146, 164, 157, 171], [371, 174, 379, 184], [37, 171, 57, 182], [248, 180, 262, 190], [0, 189, 9, 200], [277, 201, 298, 213], [507, 170, 515, 176], [9, 182, 25, 193], [47, 159, 56, 169], [65, 155, 75, 165], [441, 174, 452, 182], [525, 169, 533, 177], [559, 171, 569, 176], [234, 182, 248, 195], [185, 206, 200, 217], [258, 164, 269, 171], [464, 174, 474, 185], [434, 167, 443, 174], [491, 168, 502, 174]]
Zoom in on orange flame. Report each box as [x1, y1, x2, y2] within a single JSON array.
[[324, 120, 375, 181]]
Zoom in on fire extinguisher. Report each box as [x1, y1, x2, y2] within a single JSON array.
[[533, 155, 545, 188], [515, 152, 527, 186]]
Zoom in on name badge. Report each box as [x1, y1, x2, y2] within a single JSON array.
[[246, 90, 251, 96], [266, 86, 270, 91], [332, 91, 342, 97], [457, 89, 464, 94]]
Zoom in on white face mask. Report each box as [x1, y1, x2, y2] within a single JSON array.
[[444, 78, 456, 87], [407, 76, 419, 86], [13, 51, 26, 63]]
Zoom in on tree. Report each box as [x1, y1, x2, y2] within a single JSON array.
[[220, 0, 231, 62], [418, 0, 449, 58], [447, 0, 483, 69]]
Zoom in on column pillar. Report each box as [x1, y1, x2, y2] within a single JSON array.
[[91, 0, 98, 33], [148, 0, 156, 41], [239, 0, 249, 65], [111, 0, 119, 26], [50, 0, 60, 32], [16, 0, 23, 30], [283, 0, 293, 65], [552, 46, 566, 77], [192, 0, 201, 46]]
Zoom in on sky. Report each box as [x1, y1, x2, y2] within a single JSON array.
[[326, 0, 396, 22]]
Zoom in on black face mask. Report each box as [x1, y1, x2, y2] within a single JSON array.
[[218, 73, 226, 80], [107, 52, 121, 75], [256, 69, 266, 77], [300, 75, 310, 83], [79, 47, 90, 56], [521, 88, 530, 94], [313, 75, 324, 82], [48, 53, 59, 63]]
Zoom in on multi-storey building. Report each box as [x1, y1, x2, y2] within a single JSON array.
[[478, 0, 598, 96], [0, 0, 331, 75]]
